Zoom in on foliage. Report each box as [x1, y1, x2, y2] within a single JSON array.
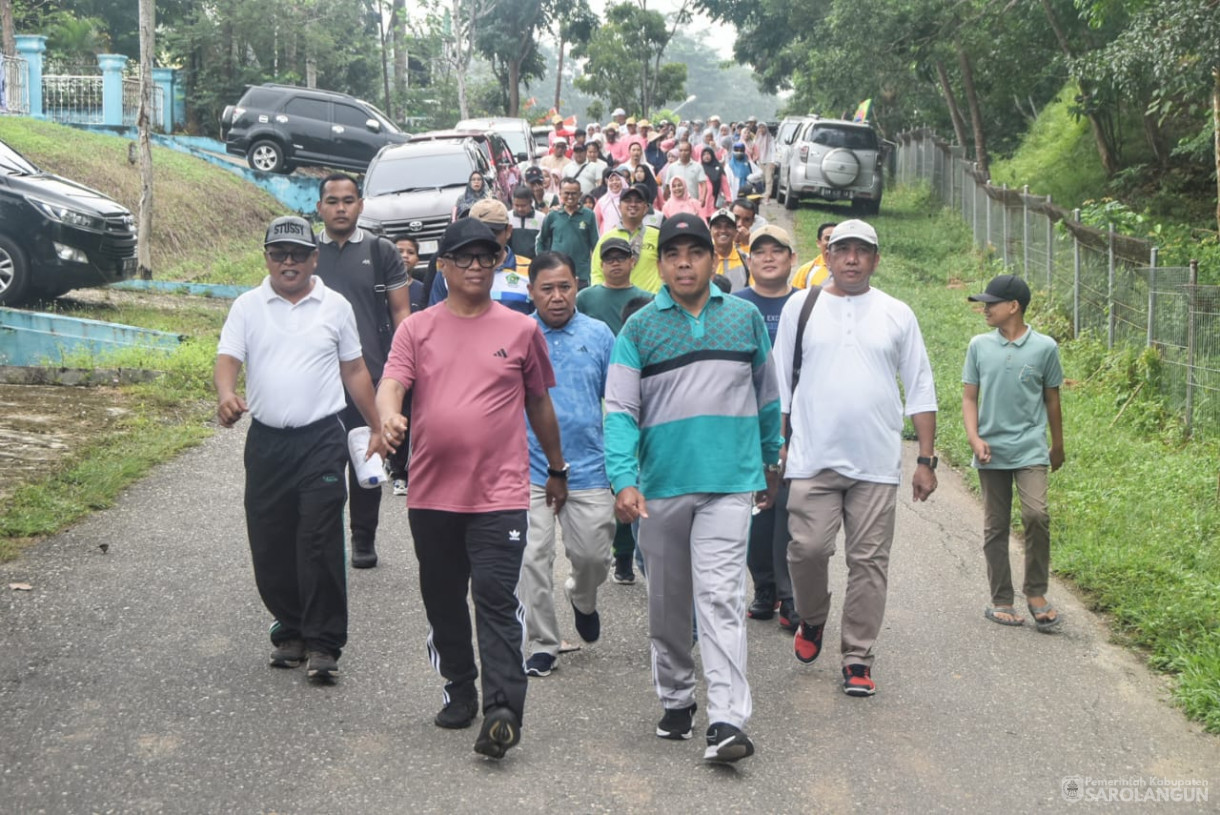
[[474, 0, 553, 115], [573, 2, 687, 117], [797, 183, 1220, 731]]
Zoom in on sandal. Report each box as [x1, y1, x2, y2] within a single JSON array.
[[1027, 601, 1062, 633], [984, 606, 1025, 626]]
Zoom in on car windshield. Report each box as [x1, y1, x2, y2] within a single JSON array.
[[0, 140, 39, 175], [810, 127, 878, 151], [366, 152, 474, 196], [357, 99, 402, 134]]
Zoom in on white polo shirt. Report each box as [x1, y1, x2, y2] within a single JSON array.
[[773, 286, 937, 484], [217, 276, 362, 429]]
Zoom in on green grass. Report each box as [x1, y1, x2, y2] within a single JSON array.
[[0, 117, 284, 281], [794, 185, 1220, 731]]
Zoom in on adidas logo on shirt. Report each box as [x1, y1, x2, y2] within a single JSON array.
[[509, 529, 521, 541], [494, 348, 508, 358]]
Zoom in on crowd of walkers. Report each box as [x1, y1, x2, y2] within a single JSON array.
[[214, 109, 1066, 765]]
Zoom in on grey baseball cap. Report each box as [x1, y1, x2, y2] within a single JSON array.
[[264, 216, 317, 248]]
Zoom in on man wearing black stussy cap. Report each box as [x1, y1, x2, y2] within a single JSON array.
[[604, 212, 783, 764], [375, 217, 569, 760], [215, 215, 386, 683]]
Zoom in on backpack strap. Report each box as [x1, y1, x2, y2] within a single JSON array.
[[790, 284, 822, 394]]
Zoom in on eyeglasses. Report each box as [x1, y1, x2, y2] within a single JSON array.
[[443, 252, 498, 269], [266, 247, 314, 263]]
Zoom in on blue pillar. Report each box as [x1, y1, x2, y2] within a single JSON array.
[[15, 34, 47, 119], [151, 67, 175, 132], [97, 53, 127, 126]]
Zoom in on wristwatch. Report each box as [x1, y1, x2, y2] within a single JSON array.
[[764, 463, 783, 474], [547, 462, 570, 479], [916, 455, 938, 470]]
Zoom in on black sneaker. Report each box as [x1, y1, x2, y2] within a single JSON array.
[[747, 586, 777, 620], [525, 653, 556, 677], [613, 555, 635, 585], [269, 638, 305, 668], [351, 538, 378, 569], [777, 599, 799, 632], [656, 702, 697, 740], [794, 621, 824, 664], [473, 706, 521, 759], [703, 722, 755, 763], [842, 664, 877, 697], [571, 599, 601, 643], [434, 695, 479, 729], [305, 650, 339, 682]]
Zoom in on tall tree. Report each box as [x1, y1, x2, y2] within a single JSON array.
[[574, 2, 687, 116], [2, 0, 15, 57], [391, 0, 407, 102], [550, 0, 595, 111], [475, 0, 551, 116], [136, 0, 153, 279]]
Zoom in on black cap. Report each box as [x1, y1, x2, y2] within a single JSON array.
[[438, 218, 500, 256], [599, 236, 635, 258], [524, 166, 545, 183], [620, 183, 650, 201], [657, 212, 713, 252], [968, 274, 1031, 308]]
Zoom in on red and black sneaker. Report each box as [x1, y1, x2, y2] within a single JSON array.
[[777, 599, 799, 632], [793, 622, 824, 664], [842, 664, 876, 696]]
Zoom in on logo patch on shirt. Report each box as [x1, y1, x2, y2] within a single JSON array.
[[506, 273, 520, 285], [361, 259, 371, 265], [494, 348, 508, 358], [509, 529, 521, 542]]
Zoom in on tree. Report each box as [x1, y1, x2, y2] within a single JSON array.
[[574, 2, 687, 116], [549, 0, 595, 111], [136, 0, 153, 279], [475, 0, 551, 116]]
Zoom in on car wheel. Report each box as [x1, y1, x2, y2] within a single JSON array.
[[247, 140, 288, 173], [784, 181, 798, 211], [0, 235, 32, 306], [775, 175, 787, 205]]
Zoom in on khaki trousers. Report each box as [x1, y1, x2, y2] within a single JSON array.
[[977, 467, 1050, 606], [786, 470, 897, 668], [518, 486, 615, 658]]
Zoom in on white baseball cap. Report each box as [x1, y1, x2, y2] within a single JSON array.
[[827, 219, 879, 249]]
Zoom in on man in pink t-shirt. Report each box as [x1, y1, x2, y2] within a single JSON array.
[[376, 218, 569, 760]]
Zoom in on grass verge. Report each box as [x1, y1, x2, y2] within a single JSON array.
[[794, 186, 1220, 731]]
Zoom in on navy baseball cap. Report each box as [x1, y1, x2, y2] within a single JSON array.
[[438, 218, 500, 256], [620, 183, 650, 201], [599, 237, 635, 259], [658, 212, 713, 252], [968, 274, 1031, 308]]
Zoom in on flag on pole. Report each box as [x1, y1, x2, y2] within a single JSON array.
[[852, 99, 872, 123]]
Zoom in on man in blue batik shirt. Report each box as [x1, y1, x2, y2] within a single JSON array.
[[517, 251, 617, 678]]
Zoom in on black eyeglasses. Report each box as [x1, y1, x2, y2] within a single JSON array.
[[266, 247, 314, 263], [443, 252, 498, 269]]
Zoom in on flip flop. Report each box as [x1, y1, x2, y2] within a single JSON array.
[[1027, 601, 1063, 633], [984, 605, 1025, 626]]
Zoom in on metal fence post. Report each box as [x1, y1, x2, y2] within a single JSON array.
[[1073, 209, 1081, 338], [1046, 195, 1054, 292], [1107, 225, 1116, 349], [1022, 185, 1030, 277], [1001, 184, 1010, 268], [1185, 260, 1198, 437], [985, 177, 992, 254], [1147, 246, 1158, 348]]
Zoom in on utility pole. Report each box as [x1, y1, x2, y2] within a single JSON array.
[[137, 0, 154, 279]]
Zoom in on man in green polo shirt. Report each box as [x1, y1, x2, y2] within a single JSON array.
[[962, 274, 1065, 633], [589, 184, 661, 293], [576, 237, 651, 336], [536, 177, 598, 285]]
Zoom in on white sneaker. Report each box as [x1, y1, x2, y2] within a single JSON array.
[[392, 479, 408, 497]]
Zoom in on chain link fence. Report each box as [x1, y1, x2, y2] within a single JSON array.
[[896, 129, 1219, 439]]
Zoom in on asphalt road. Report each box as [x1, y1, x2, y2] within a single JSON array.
[[2, 204, 1217, 813]]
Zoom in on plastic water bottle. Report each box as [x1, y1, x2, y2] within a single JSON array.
[[347, 426, 384, 488]]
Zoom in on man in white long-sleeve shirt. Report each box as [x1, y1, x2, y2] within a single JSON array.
[[772, 219, 938, 699]]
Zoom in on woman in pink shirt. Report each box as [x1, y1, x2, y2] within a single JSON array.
[[595, 169, 628, 235], [699, 146, 730, 217], [661, 176, 702, 219]]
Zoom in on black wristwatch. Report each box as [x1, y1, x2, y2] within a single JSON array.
[[547, 462, 570, 479], [917, 455, 938, 470]]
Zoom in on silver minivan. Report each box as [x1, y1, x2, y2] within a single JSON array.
[[776, 118, 886, 215], [770, 116, 813, 196]]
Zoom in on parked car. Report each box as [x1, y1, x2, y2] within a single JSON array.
[[455, 117, 539, 165], [357, 139, 499, 272], [0, 138, 137, 305], [771, 115, 814, 194], [220, 83, 409, 174], [532, 126, 551, 154], [776, 118, 888, 215], [407, 129, 519, 203]]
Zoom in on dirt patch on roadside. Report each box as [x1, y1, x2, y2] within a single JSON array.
[[0, 384, 133, 504]]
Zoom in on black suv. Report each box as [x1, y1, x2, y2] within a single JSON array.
[[0, 138, 137, 305], [220, 84, 410, 174]]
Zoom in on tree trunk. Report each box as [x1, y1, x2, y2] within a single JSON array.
[[392, 0, 407, 99], [508, 59, 521, 117], [378, 8, 393, 119], [957, 46, 988, 176], [935, 59, 969, 148], [1038, 0, 1118, 176], [554, 37, 565, 111], [137, 0, 155, 280], [1213, 67, 1219, 235], [2, 0, 15, 57]]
